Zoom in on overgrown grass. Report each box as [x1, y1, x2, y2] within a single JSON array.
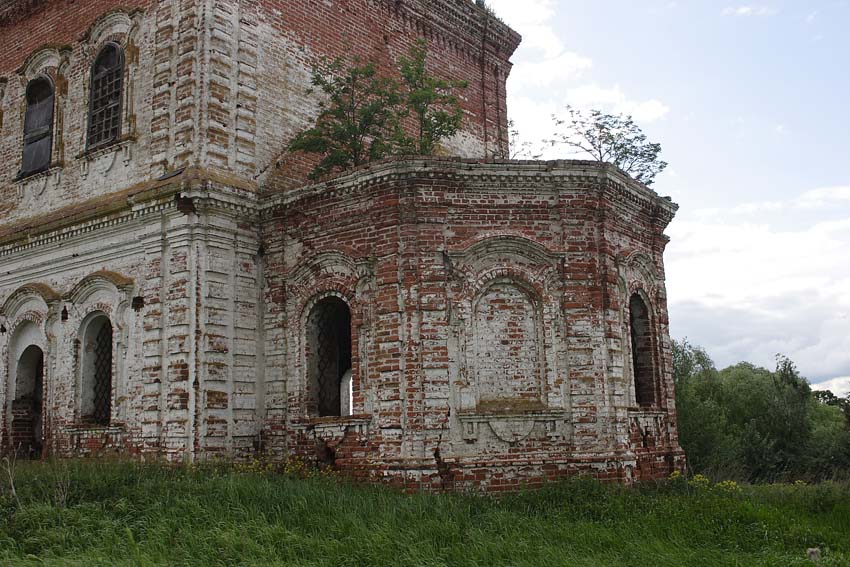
[[1, 460, 848, 566]]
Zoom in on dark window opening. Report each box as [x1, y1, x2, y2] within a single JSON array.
[[12, 345, 44, 459], [87, 43, 124, 150], [82, 316, 113, 425], [306, 297, 352, 417], [630, 293, 656, 407], [19, 77, 54, 178]]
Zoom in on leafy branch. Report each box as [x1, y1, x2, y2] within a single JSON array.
[[545, 106, 668, 186], [288, 41, 468, 180]]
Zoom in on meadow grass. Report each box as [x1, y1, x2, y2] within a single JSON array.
[[1, 460, 848, 566]]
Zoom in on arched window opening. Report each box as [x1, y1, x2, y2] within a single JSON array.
[[81, 315, 113, 425], [20, 77, 54, 178], [306, 297, 352, 417], [629, 293, 656, 407], [12, 345, 44, 459], [87, 43, 124, 150]]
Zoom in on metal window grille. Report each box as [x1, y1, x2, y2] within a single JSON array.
[[20, 78, 54, 177], [87, 45, 123, 150], [311, 298, 352, 417], [92, 321, 113, 425]]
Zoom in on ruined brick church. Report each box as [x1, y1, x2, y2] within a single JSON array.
[[0, 0, 684, 489]]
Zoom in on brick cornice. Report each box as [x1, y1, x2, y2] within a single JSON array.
[[379, 0, 522, 63], [0, 166, 259, 252], [261, 158, 679, 222]]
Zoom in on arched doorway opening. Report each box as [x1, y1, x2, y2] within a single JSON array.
[[306, 296, 353, 417], [12, 345, 45, 458]]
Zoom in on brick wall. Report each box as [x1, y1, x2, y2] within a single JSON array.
[[0, 1, 684, 490], [261, 158, 684, 490], [0, 0, 518, 225]]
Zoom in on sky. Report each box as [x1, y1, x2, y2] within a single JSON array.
[[486, 0, 850, 396]]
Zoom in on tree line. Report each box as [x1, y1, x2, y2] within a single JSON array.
[[674, 339, 850, 483]]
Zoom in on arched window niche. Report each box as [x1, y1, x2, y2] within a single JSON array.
[[79, 313, 113, 425], [19, 76, 55, 178], [305, 296, 353, 418], [629, 292, 657, 408], [472, 278, 543, 411], [87, 43, 124, 150]]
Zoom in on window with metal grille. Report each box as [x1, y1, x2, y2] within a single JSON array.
[[87, 43, 124, 150], [19, 77, 54, 178], [306, 297, 352, 417], [81, 315, 113, 425], [629, 293, 657, 407]]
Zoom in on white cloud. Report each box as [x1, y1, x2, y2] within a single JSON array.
[[689, 186, 850, 217], [814, 377, 850, 396], [667, 186, 850, 384], [806, 10, 818, 24], [505, 86, 670, 160], [797, 186, 850, 208], [722, 5, 777, 16], [490, 0, 670, 159], [486, 0, 562, 57], [564, 84, 670, 123], [508, 51, 593, 89]]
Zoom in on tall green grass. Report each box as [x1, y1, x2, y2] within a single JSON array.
[[1, 461, 848, 566]]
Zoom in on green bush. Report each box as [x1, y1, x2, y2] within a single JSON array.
[[674, 339, 850, 483]]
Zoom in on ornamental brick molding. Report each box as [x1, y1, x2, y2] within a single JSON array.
[[0, 0, 683, 489]]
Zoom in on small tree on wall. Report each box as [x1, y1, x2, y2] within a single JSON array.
[[288, 58, 403, 180], [546, 106, 668, 186], [394, 40, 468, 155], [288, 41, 467, 180]]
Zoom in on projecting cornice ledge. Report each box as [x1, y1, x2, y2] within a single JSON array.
[[261, 157, 679, 220], [0, 167, 259, 253]]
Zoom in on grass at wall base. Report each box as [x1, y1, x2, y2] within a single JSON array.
[[1, 460, 848, 566]]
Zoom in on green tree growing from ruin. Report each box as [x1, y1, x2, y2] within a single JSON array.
[[546, 106, 668, 186], [394, 40, 468, 155], [288, 58, 404, 180], [289, 41, 467, 179]]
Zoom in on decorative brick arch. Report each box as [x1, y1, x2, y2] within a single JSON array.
[[80, 8, 144, 153], [18, 46, 68, 80], [287, 251, 374, 421], [66, 270, 134, 304], [1, 282, 60, 320], [76, 311, 113, 425], [3, 316, 47, 457], [618, 253, 665, 409], [82, 8, 142, 45], [446, 235, 566, 414], [64, 271, 134, 426]]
